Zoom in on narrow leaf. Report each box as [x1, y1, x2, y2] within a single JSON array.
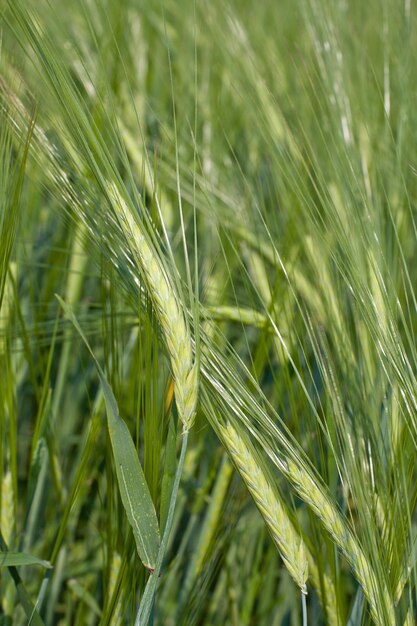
[[57, 296, 160, 570], [0, 551, 52, 569]]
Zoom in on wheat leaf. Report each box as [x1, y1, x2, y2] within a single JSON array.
[[0, 552, 52, 569], [57, 296, 160, 570]]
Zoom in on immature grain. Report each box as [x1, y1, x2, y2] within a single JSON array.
[[106, 182, 197, 431], [218, 418, 341, 619], [219, 422, 308, 592], [287, 459, 395, 626]]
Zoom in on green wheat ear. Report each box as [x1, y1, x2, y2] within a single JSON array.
[[286, 459, 395, 626], [106, 182, 198, 431], [219, 421, 308, 592]]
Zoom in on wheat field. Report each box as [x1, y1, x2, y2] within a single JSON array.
[[1, 1, 417, 624]]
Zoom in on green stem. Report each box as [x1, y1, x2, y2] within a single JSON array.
[[135, 430, 189, 626], [302, 588, 308, 626]]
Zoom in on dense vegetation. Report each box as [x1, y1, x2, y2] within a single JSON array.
[[1, 1, 417, 624]]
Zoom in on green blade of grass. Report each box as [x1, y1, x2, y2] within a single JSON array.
[[0, 551, 52, 568], [135, 429, 189, 626], [57, 296, 160, 571]]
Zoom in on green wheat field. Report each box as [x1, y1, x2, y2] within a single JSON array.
[[1, 1, 417, 624]]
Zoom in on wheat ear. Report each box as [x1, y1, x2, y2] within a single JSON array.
[[287, 459, 395, 626], [106, 182, 197, 431], [219, 422, 308, 592], [219, 423, 340, 621], [219, 421, 343, 621]]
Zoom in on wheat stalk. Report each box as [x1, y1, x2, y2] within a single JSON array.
[[219, 421, 308, 592], [106, 182, 197, 431]]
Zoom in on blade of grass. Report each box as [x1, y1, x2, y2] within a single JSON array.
[[57, 296, 160, 572], [135, 429, 189, 626], [0, 552, 52, 568]]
